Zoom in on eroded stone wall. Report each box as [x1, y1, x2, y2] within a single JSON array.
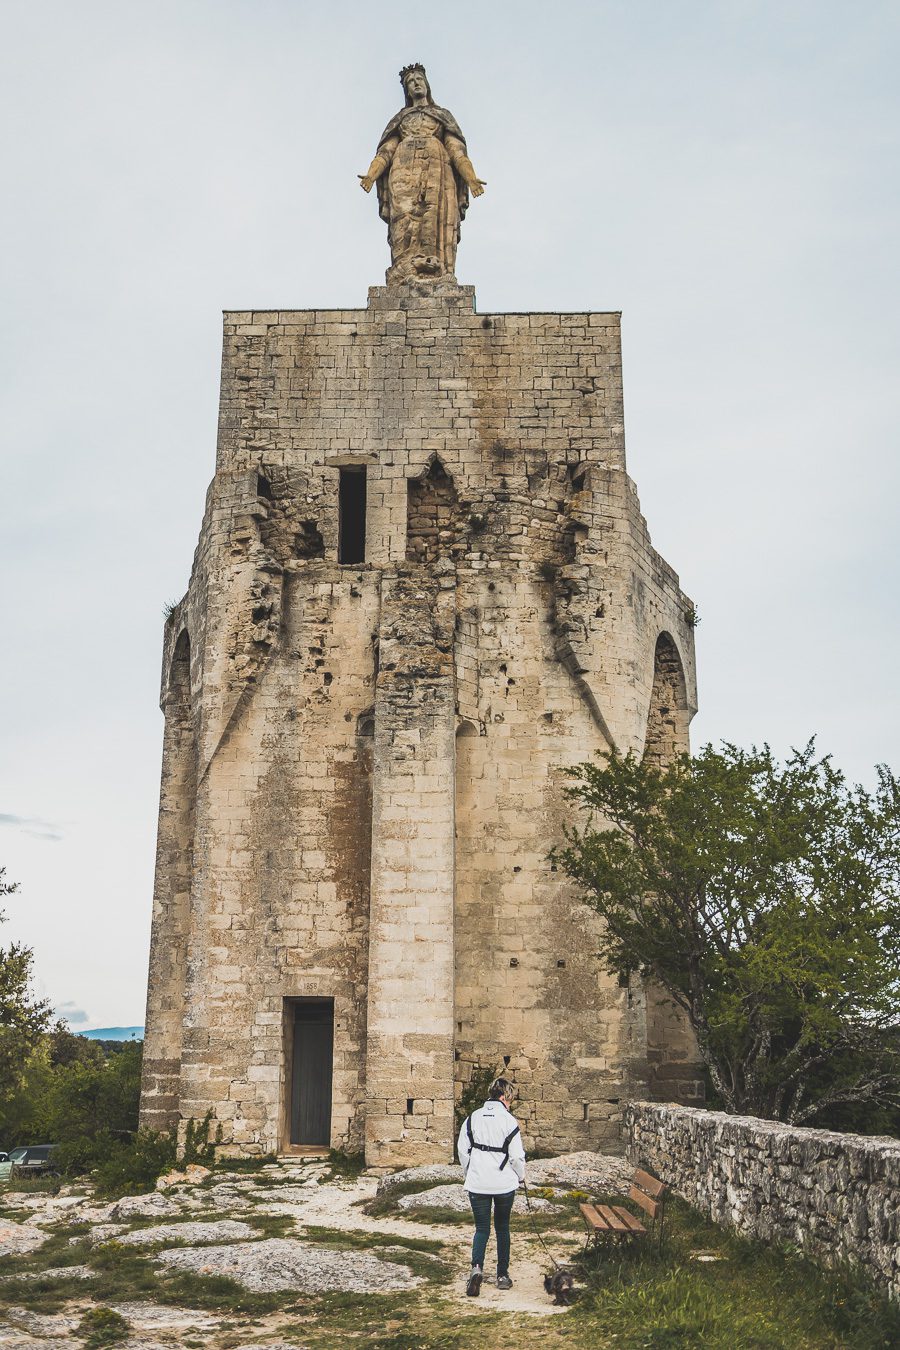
[[142, 280, 700, 1161], [625, 1103, 900, 1302]]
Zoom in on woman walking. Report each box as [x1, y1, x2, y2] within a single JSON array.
[[457, 1077, 526, 1296]]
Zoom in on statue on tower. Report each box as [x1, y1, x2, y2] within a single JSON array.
[[359, 64, 485, 284]]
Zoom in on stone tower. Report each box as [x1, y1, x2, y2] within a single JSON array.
[[140, 71, 701, 1165]]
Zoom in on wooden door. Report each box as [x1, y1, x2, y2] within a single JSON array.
[[290, 1001, 333, 1145]]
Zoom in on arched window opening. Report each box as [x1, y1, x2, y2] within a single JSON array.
[[643, 633, 689, 767]]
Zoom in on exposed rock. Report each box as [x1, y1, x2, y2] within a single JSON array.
[[0, 1222, 48, 1257], [0, 1307, 79, 1337], [114, 1219, 256, 1247], [396, 1183, 554, 1213], [245, 1184, 315, 1204], [0, 1194, 83, 1224], [528, 1151, 633, 1193], [108, 1302, 219, 1330], [155, 1164, 212, 1191], [74, 1223, 128, 1246], [231, 1344, 310, 1350], [0, 1263, 94, 1282], [0, 1332, 60, 1350], [155, 1236, 423, 1292], [376, 1164, 461, 1195], [108, 1191, 180, 1221]]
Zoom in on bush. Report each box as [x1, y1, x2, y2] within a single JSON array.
[[91, 1128, 176, 1198], [76, 1306, 130, 1347]]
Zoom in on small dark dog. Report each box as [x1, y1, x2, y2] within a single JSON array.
[[544, 1267, 576, 1305]]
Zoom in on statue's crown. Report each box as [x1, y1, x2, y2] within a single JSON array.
[[399, 63, 426, 85]]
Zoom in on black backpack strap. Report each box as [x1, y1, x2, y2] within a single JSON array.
[[465, 1117, 520, 1171], [498, 1125, 520, 1171]]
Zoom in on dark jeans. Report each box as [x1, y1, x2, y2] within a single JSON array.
[[469, 1189, 516, 1275]]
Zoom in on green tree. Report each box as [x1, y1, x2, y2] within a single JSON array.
[[555, 743, 900, 1125], [0, 868, 51, 1113]]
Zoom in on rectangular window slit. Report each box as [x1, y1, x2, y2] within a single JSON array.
[[406, 1097, 414, 1115], [338, 467, 366, 564], [582, 1102, 589, 1121]]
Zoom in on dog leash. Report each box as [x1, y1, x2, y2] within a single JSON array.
[[522, 1181, 565, 1271]]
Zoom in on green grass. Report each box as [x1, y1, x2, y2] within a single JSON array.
[[297, 1222, 448, 1281], [566, 1197, 900, 1350], [0, 1174, 61, 1196], [324, 1148, 366, 1179], [3, 1166, 898, 1350], [76, 1305, 131, 1347]]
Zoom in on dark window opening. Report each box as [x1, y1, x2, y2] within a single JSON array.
[[339, 468, 366, 564], [406, 1097, 414, 1114], [256, 472, 274, 500]]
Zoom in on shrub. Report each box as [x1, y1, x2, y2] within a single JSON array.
[[76, 1306, 130, 1347], [91, 1128, 176, 1198]]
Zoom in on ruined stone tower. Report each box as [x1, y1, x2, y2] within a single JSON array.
[[140, 73, 701, 1165]]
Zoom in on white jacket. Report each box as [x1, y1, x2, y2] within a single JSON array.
[[457, 1100, 526, 1194]]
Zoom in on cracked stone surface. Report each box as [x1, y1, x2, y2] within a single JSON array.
[[156, 1236, 424, 1292], [0, 1264, 94, 1282], [108, 1302, 220, 1329], [155, 1164, 212, 1190], [114, 1218, 256, 1247], [108, 1191, 181, 1221], [0, 1223, 48, 1258], [74, 1222, 128, 1245], [0, 1308, 79, 1337], [0, 1333, 62, 1349], [527, 1151, 633, 1192], [377, 1163, 462, 1194], [396, 1183, 554, 1213]]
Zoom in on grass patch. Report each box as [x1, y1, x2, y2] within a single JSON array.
[[270, 1292, 483, 1350], [568, 1197, 900, 1350], [243, 1210, 296, 1239], [325, 1148, 366, 1180], [211, 1153, 277, 1173], [297, 1223, 448, 1282], [0, 1175, 62, 1196], [386, 1205, 472, 1227]]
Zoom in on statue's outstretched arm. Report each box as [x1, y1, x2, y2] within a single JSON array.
[[445, 135, 486, 197], [359, 137, 399, 193]]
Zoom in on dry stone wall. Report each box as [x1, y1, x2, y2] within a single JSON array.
[[625, 1102, 900, 1302], [141, 278, 702, 1164]]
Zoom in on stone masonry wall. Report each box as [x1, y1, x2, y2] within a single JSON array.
[[625, 1103, 900, 1302], [141, 279, 702, 1162]]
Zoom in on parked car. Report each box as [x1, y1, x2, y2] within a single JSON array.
[[0, 1145, 60, 1181]]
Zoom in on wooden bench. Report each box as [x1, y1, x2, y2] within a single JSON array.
[[579, 1168, 668, 1250]]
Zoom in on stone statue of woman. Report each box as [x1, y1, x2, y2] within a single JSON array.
[[359, 64, 485, 284]]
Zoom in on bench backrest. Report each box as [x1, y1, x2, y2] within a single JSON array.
[[628, 1167, 667, 1223]]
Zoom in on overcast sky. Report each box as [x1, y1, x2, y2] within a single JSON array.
[[1, 0, 898, 1030]]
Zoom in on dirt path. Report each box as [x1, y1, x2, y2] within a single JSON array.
[[283, 1172, 582, 1318]]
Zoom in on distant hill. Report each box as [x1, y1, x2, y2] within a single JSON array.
[[79, 1026, 144, 1041]]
